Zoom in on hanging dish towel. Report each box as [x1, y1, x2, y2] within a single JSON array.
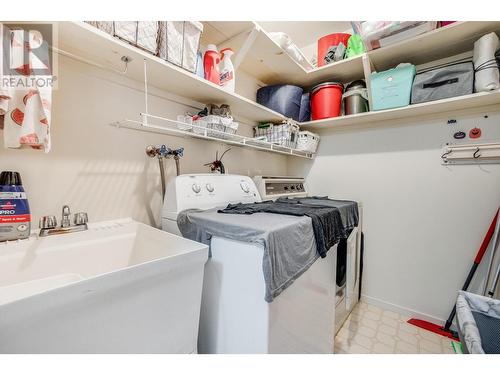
[[0, 25, 52, 152]]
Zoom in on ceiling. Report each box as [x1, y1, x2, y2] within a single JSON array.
[[257, 21, 353, 48]]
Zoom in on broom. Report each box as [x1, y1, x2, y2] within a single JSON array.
[[407, 208, 499, 340]]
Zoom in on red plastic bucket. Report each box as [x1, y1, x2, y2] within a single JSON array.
[[311, 82, 344, 120], [317, 33, 351, 67]]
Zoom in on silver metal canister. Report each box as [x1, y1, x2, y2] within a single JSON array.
[[343, 80, 369, 115]]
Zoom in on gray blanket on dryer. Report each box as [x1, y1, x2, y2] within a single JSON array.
[[177, 208, 319, 302]]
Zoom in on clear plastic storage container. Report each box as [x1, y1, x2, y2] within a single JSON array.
[[351, 21, 437, 51]]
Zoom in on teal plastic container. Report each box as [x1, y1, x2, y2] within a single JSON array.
[[370, 64, 416, 111]]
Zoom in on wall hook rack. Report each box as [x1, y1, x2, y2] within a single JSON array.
[[441, 142, 500, 165]]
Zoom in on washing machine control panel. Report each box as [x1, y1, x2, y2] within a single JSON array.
[[163, 174, 261, 215]]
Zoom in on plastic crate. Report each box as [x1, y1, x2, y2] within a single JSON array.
[[296, 131, 320, 153]]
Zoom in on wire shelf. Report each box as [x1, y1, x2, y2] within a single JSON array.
[[110, 113, 314, 159]]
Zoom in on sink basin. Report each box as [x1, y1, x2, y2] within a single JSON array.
[[0, 218, 208, 353]]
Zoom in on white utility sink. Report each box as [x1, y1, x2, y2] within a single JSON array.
[[0, 218, 208, 353]]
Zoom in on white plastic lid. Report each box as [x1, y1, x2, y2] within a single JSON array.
[[206, 44, 218, 52]]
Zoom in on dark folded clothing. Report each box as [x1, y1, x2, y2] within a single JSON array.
[[276, 196, 359, 231], [218, 201, 344, 258]]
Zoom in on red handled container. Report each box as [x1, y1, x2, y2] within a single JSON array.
[[317, 33, 351, 67], [204, 44, 220, 85], [310, 82, 344, 120]]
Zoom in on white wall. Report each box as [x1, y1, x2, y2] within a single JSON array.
[[288, 113, 500, 323], [0, 55, 287, 228]]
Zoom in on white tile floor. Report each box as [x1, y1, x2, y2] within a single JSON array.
[[335, 301, 457, 354]]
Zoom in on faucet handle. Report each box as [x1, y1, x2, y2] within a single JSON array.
[[39, 215, 57, 229], [74, 212, 88, 226], [61, 205, 71, 228]]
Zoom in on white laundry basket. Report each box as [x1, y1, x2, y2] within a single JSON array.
[[158, 22, 204, 73], [296, 131, 320, 153]]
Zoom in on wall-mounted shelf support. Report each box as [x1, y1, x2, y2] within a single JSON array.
[[232, 26, 260, 71], [441, 141, 500, 165]]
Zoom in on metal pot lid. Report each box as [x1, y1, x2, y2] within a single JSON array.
[[311, 82, 344, 94], [345, 80, 366, 91]]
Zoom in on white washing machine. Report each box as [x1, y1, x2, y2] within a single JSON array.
[[162, 174, 337, 354], [254, 176, 363, 334]]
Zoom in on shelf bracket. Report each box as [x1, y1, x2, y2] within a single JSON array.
[[233, 26, 260, 71], [362, 54, 374, 111]]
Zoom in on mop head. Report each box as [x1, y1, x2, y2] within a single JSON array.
[[407, 318, 460, 341]]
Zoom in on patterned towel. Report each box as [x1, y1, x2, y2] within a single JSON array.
[[0, 25, 52, 152]]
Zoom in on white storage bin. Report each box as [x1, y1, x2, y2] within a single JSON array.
[[176, 115, 193, 131], [113, 21, 160, 55], [193, 118, 208, 135], [159, 21, 204, 73], [296, 131, 320, 153], [205, 115, 238, 138]]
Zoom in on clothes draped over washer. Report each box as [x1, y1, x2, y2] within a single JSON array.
[[177, 197, 358, 302], [274, 197, 359, 288], [177, 208, 319, 302], [218, 200, 345, 258], [276, 196, 359, 232]]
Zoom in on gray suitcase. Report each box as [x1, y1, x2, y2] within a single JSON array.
[[411, 61, 474, 104]]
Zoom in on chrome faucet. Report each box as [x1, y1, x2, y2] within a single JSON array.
[[61, 205, 71, 228], [39, 205, 89, 237]]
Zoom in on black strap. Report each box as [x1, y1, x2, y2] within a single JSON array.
[[422, 78, 459, 89]]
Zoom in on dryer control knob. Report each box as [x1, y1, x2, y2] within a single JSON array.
[[206, 183, 214, 193], [192, 183, 201, 194], [240, 181, 250, 193]]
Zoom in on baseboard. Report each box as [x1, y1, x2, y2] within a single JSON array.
[[360, 294, 446, 326]]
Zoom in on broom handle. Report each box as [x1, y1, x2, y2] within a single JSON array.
[[444, 208, 499, 331], [483, 208, 500, 295]]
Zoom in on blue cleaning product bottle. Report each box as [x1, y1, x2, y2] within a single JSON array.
[[0, 171, 31, 241]]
